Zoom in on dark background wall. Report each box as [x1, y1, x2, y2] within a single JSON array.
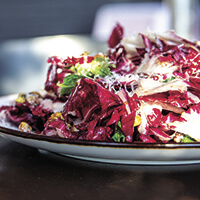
[[0, 0, 161, 41]]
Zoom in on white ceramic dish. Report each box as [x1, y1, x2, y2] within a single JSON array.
[[1, 94, 200, 165]]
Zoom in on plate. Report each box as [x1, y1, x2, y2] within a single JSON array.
[[1, 94, 200, 165]]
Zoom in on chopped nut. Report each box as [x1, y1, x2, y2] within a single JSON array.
[[26, 94, 40, 105], [173, 132, 184, 143], [47, 112, 64, 123], [66, 123, 72, 129], [66, 123, 79, 132], [94, 52, 106, 59], [19, 122, 32, 133], [15, 93, 26, 103], [29, 91, 41, 98], [134, 115, 142, 127]]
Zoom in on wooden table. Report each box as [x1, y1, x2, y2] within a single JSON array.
[[1, 136, 200, 200]]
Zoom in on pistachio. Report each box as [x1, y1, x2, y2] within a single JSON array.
[[19, 122, 32, 133], [26, 94, 40, 105], [47, 112, 64, 123], [15, 93, 26, 103]]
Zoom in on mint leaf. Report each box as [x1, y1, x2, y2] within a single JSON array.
[[58, 74, 85, 97]]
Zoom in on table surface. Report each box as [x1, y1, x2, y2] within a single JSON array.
[[1, 35, 200, 200], [1, 136, 200, 200]]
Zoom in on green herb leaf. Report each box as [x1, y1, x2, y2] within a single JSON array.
[[73, 57, 114, 78], [112, 122, 125, 142], [162, 76, 176, 83], [117, 121, 122, 128], [181, 134, 195, 143], [58, 74, 85, 97]]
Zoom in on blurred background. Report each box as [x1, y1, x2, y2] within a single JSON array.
[[0, 0, 200, 96]]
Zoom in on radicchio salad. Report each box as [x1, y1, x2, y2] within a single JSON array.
[[1, 23, 200, 144]]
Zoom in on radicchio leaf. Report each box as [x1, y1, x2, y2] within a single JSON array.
[[62, 78, 126, 141], [108, 23, 124, 48]]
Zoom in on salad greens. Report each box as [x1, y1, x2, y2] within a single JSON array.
[[70, 56, 113, 78], [58, 55, 114, 97], [1, 23, 200, 144], [162, 76, 176, 83], [58, 74, 85, 97], [181, 135, 196, 143], [112, 121, 126, 142]]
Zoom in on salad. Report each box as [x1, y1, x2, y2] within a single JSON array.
[[1, 23, 200, 144]]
